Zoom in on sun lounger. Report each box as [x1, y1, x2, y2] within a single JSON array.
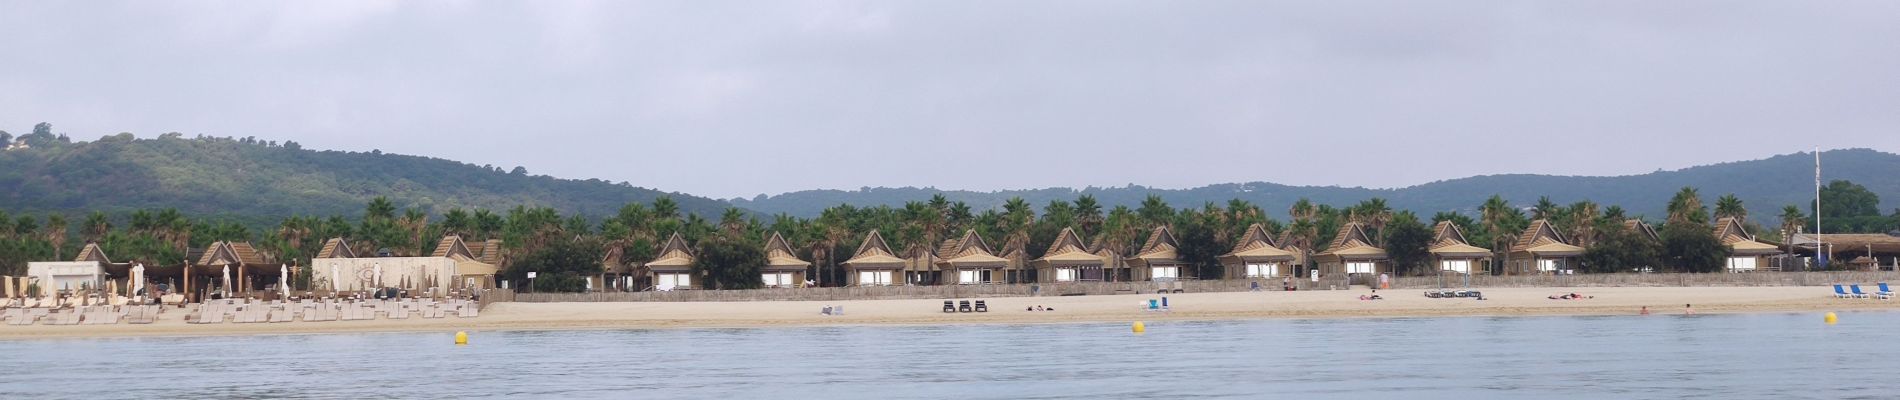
[[1880, 283, 1893, 296], [1146, 299, 1159, 312], [3, 308, 27, 325], [458, 304, 478, 318], [1850, 285, 1873, 299], [974, 300, 988, 313], [958, 300, 972, 313], [268, 307, 294, 323], [943, 300, 956, 313], [1425, 291, 1441, 298], [127, 306, 156, 324], [1834, 284, 1853, 298], [46, 310, 82, 325], [388, 304, 410, 320]]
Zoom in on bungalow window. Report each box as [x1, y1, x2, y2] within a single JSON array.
[[1055, 268, 1077, 282], [657, 273, 691, 290], [958, 269, 993, 284], [1345, 262, 1375, 274], [1151, 267, 1178, 279], [858, 271, 890, 286], [1441, 260, 1471, 273], [1727, 257, 1757, 272], [762, 272, 793, 287], [1537, 259, 1559, 272], [1246, 263, 1279, 278]]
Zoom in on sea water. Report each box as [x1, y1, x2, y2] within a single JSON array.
[[1, 312, 1894, 399]]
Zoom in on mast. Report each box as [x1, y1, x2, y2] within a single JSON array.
[[1814, 148, 1823, 268]]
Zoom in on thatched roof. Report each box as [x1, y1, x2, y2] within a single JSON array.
[[1623, 219, 1660, 242], [1714, 217, 1782, 256], [1316, 222, 1387, 261], [1127, 226, 1189, 267], [764, 231, 811, 270], [315, 238, 356, 259], [1428, 221, 1491, 258], [645, 232, 695, 271], [474, 239, 504, 265], [196, 241, 269, 266], [1510, 219, 1584, 257], [1220, 223, 1295, 264], [74, 243, 112, 264], [1790, 233, 1900, 254], [1034, 227, 1104, 267], [935, 230, 1008, 267], [842, 230, 905, 269], [430, 235, 475, 259]]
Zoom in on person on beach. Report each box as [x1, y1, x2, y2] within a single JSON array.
[[1640, 306, 1650, 315], [1685, 304, 1695, 315]]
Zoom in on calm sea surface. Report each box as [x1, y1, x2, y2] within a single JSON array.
[[1, 312, 1895, 399]]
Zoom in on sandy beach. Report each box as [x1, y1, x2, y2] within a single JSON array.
[[2, 286, 1892, 340]]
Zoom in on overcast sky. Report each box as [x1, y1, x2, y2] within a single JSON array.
[[3, 1, 1896, 199]]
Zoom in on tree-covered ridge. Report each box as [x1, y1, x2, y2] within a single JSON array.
[[0, 123, 732, 226], [732, 149, 1900, 220]]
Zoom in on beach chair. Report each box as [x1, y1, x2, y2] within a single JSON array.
[[821, 306, 833, 315], [943, 300, 956, 313], [2, 308, 26, 325], [1880, 283, 1893, 296], [832, 306, 842, 316], [458, 305, 479, 318], [1146, 299, 1159, 312], [1161, 297, 1171, 312], [1850, 285, 1873, 299], [47, 310, 81, 325], [974, 300, 988, 312], [1834, 285, 1853, 298], [268, 307, 294, 323], [958, 300, 972, 313], [388, 304, 410, 320]]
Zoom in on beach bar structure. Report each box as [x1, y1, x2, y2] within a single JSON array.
[[1789, 233, 1900, 271], [1034, 227, 1105, 283], [25, 243, 130, 295], [763, 232, 810, 287], [645, 233, 696, 290], [1220, 223, 1297, 279], [1127, 226, 1194, 281], [1427, 221, 1491, 274], [1508, 219, 1584, 274], [842, 230, 904, 286], [1713, 217, 1782, 272], [935, 230, 1008, 284], [187, 241, 277, 298], [305, 235, 499, 292], [1314, 222, 1387, 279]]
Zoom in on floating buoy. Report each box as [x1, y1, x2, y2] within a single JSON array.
[[1825, 312, 1838, 325], [455, 331, 469, 345], [1132, 321, 1145, 334]]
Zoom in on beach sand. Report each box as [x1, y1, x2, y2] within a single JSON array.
[[2, 286, 1892, 339]]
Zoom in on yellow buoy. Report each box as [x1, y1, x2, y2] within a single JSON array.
[[1825, 312, 1838, 325], [1132, 321, 1145, 333], [455, 331, 469, 345]]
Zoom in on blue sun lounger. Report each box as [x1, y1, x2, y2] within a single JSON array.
[[1849, 285, 1874, 299], [1880, 283, 1893, 296], [1833, 284, 1854, 298]]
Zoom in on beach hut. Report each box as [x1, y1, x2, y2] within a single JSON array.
[[1034, 227, 1105, 283], [191, 241, 274, 296], [841, 230, 904, 286], [763, 232, 810, 288], [1274, 231, 1313, 276], [1087, 236, 1132, 282], [901, 242, 942, 285], [1314, 222, 1388, 279], [1127, 226, 1194, 281], [1427, 222, 1491, 275], [644, 233, 696, 290], [1220, 223, 1297, 279], [315, 237, 357, 259], [998, 235, 1031, 283], [1507, 219, 1584, 274], [1713, 217, 1781, 272], [935, 230, 1008, 285]]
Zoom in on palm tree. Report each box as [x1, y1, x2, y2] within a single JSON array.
[[719, 207, 748, 236], [1353, 198, 1393, 245], [1075, 195, 1103, 238], [652, 196, 680, 221], [365, 197, 397, 222], [1714, 194, 1746, 222], [81, 211, 109, 243], [1531, 197, 1559, 221], [1565, 201, 1599, 248], [1778, 205, 1806, 256], [442, 209, 472, 237], [45, 214, 68, 260], [1480, 195, 1514, 274], [1666, 187, 1708, 225]]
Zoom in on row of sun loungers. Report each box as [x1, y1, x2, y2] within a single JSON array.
[[1834, 283, 1893, 300], [1424, 290, 1483, 298], [942, 300, 988, 313], [0, 298, 478, 326]]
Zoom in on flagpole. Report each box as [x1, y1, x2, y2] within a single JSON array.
[[1814, 148, 1823, 270]]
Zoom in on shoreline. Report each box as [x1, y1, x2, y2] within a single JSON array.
[[3, 286, 1893, 340]]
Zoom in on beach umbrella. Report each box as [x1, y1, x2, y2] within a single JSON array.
[[222, 265, 232, 297], [331, 264, 341, 292], [279, 264, 290, 298], [132, 264, 146, 297], [373, 263, 383, 289]]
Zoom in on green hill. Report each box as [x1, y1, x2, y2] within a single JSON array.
[[732, 149, 1900, 220], [0, 130, 732, 224]]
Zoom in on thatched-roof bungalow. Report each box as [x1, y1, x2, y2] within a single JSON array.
[[1220, 224, 1296, 279], [645, 233, 696, 290], [315, 238, 356, 259], [842, 230, 904, 286], [188, 241, 274, 299], [1789, 233, 1900, 270], [935, 230, 1008, 284], [1428, 222, 1490, 274], [1034, 227, 1105, 283], [1713, 217, 1781, 272], [1274, 231, 1312, 275], [1314, 222, 1387, 278], [1127, 226, 1193, 281], [763, 232, 810, 287], [998, 235, 1030, 283], [901, 242, 941, 285], [1508, 219, 1584, 274], [1087, 236, 1132, 282], [304, 235, 502, 293]]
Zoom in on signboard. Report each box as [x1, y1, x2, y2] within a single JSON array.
[[527, 272, 538, 279]]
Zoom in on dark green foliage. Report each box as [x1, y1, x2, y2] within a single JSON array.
[[1382, 212, 1433, 276], [694, 234, 765, 290], [1816, 180, 1881, 219], [1170, 213, 1224, 279], [503, 238, 604, 293], [1582, 225, 1663, 273], [1660, 222, 1730, 273]]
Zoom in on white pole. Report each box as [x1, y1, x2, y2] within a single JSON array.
[[1814, 148, 1823, 269]]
